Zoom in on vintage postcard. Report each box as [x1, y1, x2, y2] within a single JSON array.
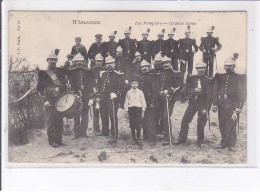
[[7, 11, 248, 165]]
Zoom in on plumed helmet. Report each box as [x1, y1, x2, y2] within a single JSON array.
[[135, 51, 142, 57], [154, 53, 163, 61], [207, 26, 215, 33], [47, 51, 58, 59], [73, 53, 84, 61], [140, 59, 150, 67], [168, 28, 176, 35], [105, 55, 115, 64], [116, 46, 123, 52], [95, 53, 104, 61], [162, 56, 171, 63], [196, 60, 207, 68]]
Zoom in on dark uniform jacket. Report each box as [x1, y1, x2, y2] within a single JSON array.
[[104, 41, 118, 58], [138, 72, 153, 105], [132, 60, 142, 76], [115, 56, 127, 72], [152, 39, 169, 58], [71, 44, 88, 60], [166, 39, 179, 58], [184, 74, 213, 111], [97, 70, 124, 103], [118, 38, 137, 60], [37, 67, 66, 104], [91, 67, 104, 90], [178, 38, 198, 60], [213, 72, 247, 109], [88, 42, 106, 60], [66, 68, 94, 102], [137, 39, 153, 62], [199, 36, 222, 54]]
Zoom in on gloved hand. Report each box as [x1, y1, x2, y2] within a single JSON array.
[[150, 103, 155, 108], [194, 87, 202, 93], [66, 83, 71, 89], [88, 99, 94, 106], [163, 90, 168, 95], [202, 49, 207, 53], [125, 80, 129, 84], [235, 108, 242, 114], [110, 92, 117, 99], [93, 87, 98, 94], [44, 101, 50, 107], [232, 112, 238, 121], [201, 109, 207, 115], [212, 105, 218, 113]]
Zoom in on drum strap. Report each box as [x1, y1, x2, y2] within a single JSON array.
[[46, 69, 62, 87]]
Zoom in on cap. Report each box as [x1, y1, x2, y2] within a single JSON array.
[[196, 60, 207, 68], [162, 56, 171, 63], [47, 51, 58, 59], [168, 28, 176, 35], [66, 54, 74, 59], [105, 55, 115, 64], [224, 57, 235, 66], [130, 75, 139, 82], [154, 53, 163, 61], [75, 37, 81, 41], [135, 51, 141, 57], [95, 53, 104, 61], [140, 59, 150, 67], [116, 46, 123, 52], [185, 25, 191, 33], [95, 34, 102, 38], [73, 53, 84, 61], [207, 26, 215, 33]]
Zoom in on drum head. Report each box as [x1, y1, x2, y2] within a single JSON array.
[[56, 93, 75, 112]]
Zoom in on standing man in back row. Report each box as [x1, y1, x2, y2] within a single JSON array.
[[199, 26, 222, 77], [71, 37, 88, 61], [179, 26, 198, 77], [166, 28, 179, 71], [137, 29, 153, 63]]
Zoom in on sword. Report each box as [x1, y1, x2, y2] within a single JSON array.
[[208, 111, 211, 132], [237, 114, 240, 136], [166, 95, 172, 147], [214, 53, 218, 73], [89, 105, 93, 121], [111, 99, 118, 143]]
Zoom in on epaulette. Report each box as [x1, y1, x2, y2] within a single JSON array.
[[215, 37, 219, 41], [113, 70, 124, 74], [100, 70, 106, 77], [201, 37, 204, 41]]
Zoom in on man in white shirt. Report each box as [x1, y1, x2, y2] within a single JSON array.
[[124, 76, 147, 146]]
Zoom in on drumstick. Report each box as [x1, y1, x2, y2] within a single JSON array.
[[66, 80, 69, 103]]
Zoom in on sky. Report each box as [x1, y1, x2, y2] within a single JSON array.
[[8, 11, 247, 74]]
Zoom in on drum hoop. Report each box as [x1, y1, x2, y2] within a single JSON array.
[[55, 91, 76, 112]]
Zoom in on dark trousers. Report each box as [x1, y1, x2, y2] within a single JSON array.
[[155, 105, 163, 134], [143, 106, 157, 143], [180, 57, 194, 75], [74, 103, 89, 137], [93, 107, 100, 132], [218, 106, 237, 148], [100, 100, 118, 137], [128, 107, 142, 139], [178, 103, 207, 144], [203, 53, 214, 77], [46, 106, 63, 145], [170, 53, 178, 71], [160, 99, 176, 140]]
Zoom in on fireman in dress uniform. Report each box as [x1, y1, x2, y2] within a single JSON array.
[[66, 53, 94, 139], [150, 53, 164, 136], [104, 31, 118, 58], [174, 61, 213, 148], [118, 26, 137, 77], [138, 60, 157, 146], [137, 29, 153, 63], [115, 46, 126, 72], [179, 26, 198, 76], [88, 53, 105, 134], [88, 34, 106, 69], [211, 55, 247, 152], [158, 56, 183, 145], [199, 26, 222, 77], [37, 51, 67, 148], [71, 37, 88, 61], [97, 55, 124, 143], [152, 29, 169, 59], [166, 28, 179, 71], [132, 51, 142, 76]]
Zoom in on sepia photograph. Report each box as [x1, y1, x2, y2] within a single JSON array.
[[6, 11, 248, 165]]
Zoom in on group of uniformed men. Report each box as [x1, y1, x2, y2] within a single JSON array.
[[37, 25, 246, 152]]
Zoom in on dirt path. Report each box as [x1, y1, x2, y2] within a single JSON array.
[[8, 101, 247, 164]]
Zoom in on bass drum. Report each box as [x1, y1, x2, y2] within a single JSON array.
[[55, 92, 83, 119]]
